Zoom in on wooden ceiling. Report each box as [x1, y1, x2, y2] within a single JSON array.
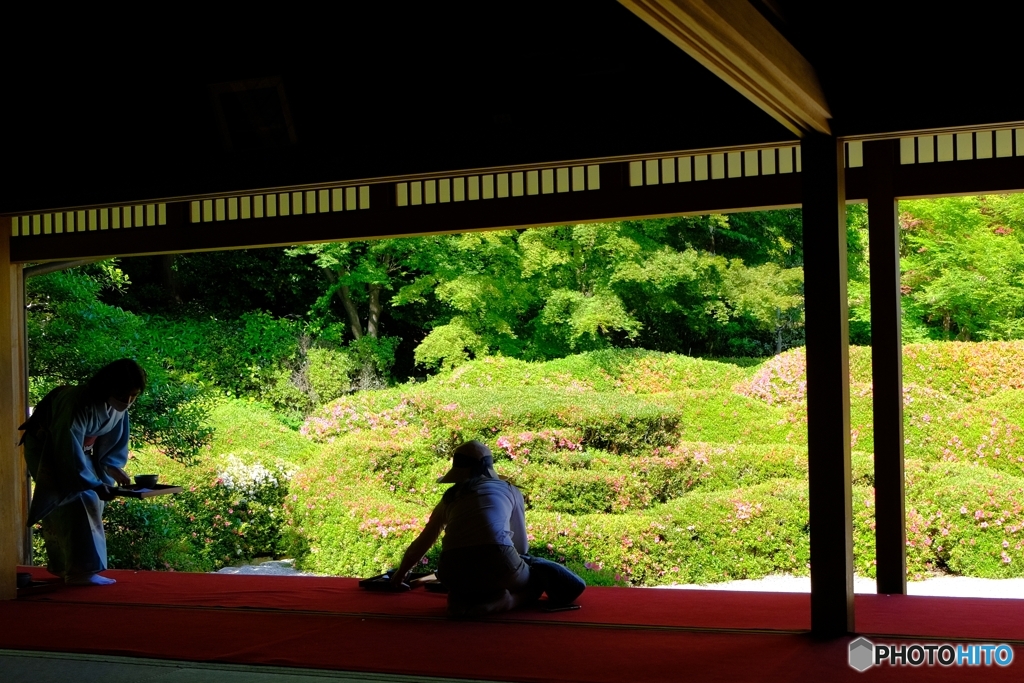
[[3, 1, 1022, 215]]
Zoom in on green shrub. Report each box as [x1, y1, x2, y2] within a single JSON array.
[[140, 313, 368, 423], [97, 439, 296, 572], [901, 342, 1024, 399], [205, 399, 320, 465], [407, 388, 682, 454], [852, 460, 1024, 581], [903, 390, 1024, 477], [104, 498, 199, 571], [672, 391, 799, 445], [529, 479, 811, 586], [285, 447, 437, 576], [132, 379, 214, 463], [27, 268, 215, 462], [904, 461, 1024, 579], [428, 349, 750, 394], [300, 389, 411, 442], [306, 347, 355, 404], [509, 442, 808, 514], [740, 342, 1024, 407], [517, 467, 622, 514]]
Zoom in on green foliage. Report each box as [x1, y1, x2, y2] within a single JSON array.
[[855, 461, 1024, 580], [104, 498, 199, 571], [27, 265, 213, 461], [419, 389, 682, 454], [900, 195, 1024, 341], [98, 405, 300, 572], [414, 317, 491, 370], [35, 198, 1024, 585], [282, 428, 440, 576], [132, 380, 213, 463], [204, 399, 320, 465], [134, 312, 366, 424], [305, 346, 355, 405], [347, 335, 401, 389], [426, 350, 753, 394], [391, 219, 809, 366], [527, 480, 811, 586], [512, 442, 806, 515]]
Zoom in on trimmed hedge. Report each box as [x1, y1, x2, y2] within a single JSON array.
[[428, 350, 752, 394]]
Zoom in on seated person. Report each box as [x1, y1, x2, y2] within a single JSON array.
[[391, 440, 560, 616]]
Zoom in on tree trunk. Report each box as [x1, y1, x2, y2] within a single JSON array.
[[339, 285, 364, 340], [323, 269, 363, 339], [367, 284, 382, 339], [159, 254, 182, 305]]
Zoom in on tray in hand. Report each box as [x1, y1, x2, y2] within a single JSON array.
[[113, 483, 183, 499]]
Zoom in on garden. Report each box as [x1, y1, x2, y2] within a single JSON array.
[[26, 194, 1024, 586]]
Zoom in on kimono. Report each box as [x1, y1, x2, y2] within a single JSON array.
[[23, 385, 130, 578]]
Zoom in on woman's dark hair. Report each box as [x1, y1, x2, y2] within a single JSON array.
[[83, 359, 147, 404]]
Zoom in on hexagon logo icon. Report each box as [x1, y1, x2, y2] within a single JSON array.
[[849, 637, 875, 672]]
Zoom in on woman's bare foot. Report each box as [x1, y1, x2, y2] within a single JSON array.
[[66, 573, 116, 586]]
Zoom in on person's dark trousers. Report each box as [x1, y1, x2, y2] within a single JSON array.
[[520, 554, 586, 605]]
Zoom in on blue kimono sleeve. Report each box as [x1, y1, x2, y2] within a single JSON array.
[[57, 410, 105, 491], [95, 413, 130, 479]]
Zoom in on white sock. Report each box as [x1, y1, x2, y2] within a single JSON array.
[[66, 573, 116, 586]]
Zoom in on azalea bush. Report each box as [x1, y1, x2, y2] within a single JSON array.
[[525, 480, 812, 586], [98, 412, 299, 572], [104, 498, 198, 571]]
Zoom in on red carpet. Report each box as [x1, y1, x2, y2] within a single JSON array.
[[13, 565, 812, 632], [3, 566, 1023, 682]]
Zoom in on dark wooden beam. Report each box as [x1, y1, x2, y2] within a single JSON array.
[[618, 0, 831, 135], [865, 140, 907, 595], [11, 147, 1024, 264], [802, 133, 854, 636], [891, 154, 1024, 199], [10, 163, 802, 262]]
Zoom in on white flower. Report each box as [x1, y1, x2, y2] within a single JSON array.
[[216, 454, 293, 497]]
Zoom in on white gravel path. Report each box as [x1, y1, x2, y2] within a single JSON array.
[[214, 559, 321, 576], [220, 560, 1024, 599], [658, 574, 1024, 598]]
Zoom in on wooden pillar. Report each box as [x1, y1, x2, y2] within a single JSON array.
[[16, 266, 29, 566], [865, 140, 906, 594], [802, 134, 855, 635], [0, 220, 24, 599]]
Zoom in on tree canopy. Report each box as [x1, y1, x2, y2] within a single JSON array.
[[59, 194, 1024, 393]]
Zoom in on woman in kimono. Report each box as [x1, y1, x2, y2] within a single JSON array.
[[22, 359, 147, 586]]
